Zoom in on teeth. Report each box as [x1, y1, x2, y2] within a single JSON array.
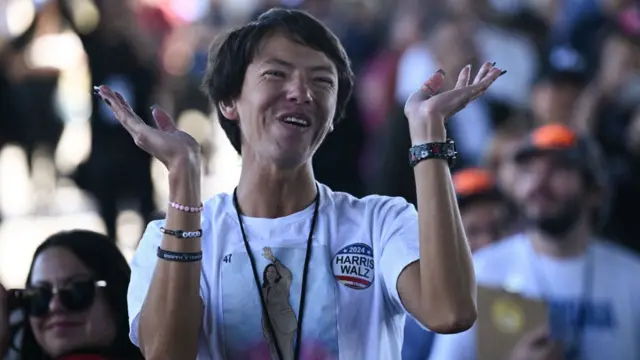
[[282, 116, 308, 126]]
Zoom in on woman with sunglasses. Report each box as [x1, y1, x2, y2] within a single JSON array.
[[0, 230, 143, 360]]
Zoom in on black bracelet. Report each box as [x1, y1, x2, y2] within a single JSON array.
[[408, 140, 457, 167], [160, 227, 203, 239], [157, 247, 203, 262]]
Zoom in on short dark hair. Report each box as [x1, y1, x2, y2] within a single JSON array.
[[13, 230, 143, 360], [202, 8, 355, 154]]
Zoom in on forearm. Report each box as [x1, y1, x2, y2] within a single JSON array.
[[139, 166, 203, 359], [414, 159, 476, 331]]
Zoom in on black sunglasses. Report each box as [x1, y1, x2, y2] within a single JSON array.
[[10, 279, 107, 317]]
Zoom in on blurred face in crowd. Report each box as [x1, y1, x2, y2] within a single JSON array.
[[485, 130, 526, 199], [461, 199, 509, 252], [430, 19, 478, 73], [513, 154, 594, 235], [531, 80, 583, 125], [494, 145, 520, 199], [28, 247, 116, 358], [221, 33, 338, 168]]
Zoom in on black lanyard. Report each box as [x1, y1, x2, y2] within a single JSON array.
[[232, 184, 320, 360], [529, 244, 594, 360]]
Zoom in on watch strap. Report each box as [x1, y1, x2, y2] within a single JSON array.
[[409, 140, 457, 167]]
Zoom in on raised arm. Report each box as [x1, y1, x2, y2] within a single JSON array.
[[96, 86, 203, 359], [397, 63, 505, 333], [262, 247, 292, 284]]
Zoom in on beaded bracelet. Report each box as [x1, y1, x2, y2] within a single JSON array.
[[157, 247, 203, 262], [168, 201, 204, 213], [160, 227, 202, 239]]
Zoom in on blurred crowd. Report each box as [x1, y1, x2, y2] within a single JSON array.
[[0, 0, 639, 359]]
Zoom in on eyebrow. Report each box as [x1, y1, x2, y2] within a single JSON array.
[[263, 57, 336, 74]]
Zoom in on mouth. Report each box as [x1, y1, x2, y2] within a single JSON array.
[[45, 320, 82, 331], [277, 113, 311, 128]]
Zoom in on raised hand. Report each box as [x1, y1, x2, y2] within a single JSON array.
[[404, 62, 505, 143], [262, 247, 275, 261], [94, 85, 201, 176]]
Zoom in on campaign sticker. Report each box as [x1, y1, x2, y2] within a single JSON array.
[[332, 243, 374, 289]]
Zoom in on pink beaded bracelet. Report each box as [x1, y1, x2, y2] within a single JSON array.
[[168, 201, 204, 213]]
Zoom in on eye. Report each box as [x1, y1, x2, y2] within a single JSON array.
[[314, 77, 335, 86], [264, 70, 285, 78]]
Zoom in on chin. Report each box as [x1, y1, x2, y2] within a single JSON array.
[[45, 339, 84, 358], [270, 151, 310, 169]]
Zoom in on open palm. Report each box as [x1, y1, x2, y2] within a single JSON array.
[[94, 85, 201, 171], [404, 62, 505, 125]]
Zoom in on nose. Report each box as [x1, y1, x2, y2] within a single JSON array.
[[286, 74, 312, 104], [48, 293, 66, 313]]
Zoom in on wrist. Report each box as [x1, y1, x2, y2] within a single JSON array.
[[409, 122, 447, 145], [169, 160, 201, 205]]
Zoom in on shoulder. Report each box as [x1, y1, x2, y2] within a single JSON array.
[[592, 240, 640, 272], [474, 233, 528, 263], [321, 183, 416, 221], [472, 234, 529, 277]]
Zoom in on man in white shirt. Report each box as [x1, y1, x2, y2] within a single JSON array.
[[95, 8, 506, 360], [429, 123, 640, 360]]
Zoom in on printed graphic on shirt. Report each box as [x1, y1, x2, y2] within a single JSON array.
[[332, 243, 374, 289], [221, 245, 339, 360], [547, 299, 615, 360]]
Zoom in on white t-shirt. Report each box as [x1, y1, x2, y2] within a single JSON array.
[[127, 183, 422, 359], [429, 234, 640, 360]]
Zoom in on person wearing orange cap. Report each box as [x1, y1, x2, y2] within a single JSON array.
[[452, 168, 514, 253], [429, 124, 640, 360]]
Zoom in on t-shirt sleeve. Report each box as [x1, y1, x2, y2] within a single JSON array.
[[428, 325, 476, 360], [378, 197, 420, 314], [126, 220, 208, 347]]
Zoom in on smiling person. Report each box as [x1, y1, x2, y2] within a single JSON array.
[[0, 230, 143, 360], [97, 8, 506, 360]]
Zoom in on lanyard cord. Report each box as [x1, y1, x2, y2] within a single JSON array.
[[232, 184, 320, 360]]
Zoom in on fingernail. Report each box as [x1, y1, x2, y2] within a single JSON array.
[[437, 69, 446, 77], [465, 64, 472, 69], [499, 70, 507, 76], [491, 62, 496, 66], [150, 104, 158, 111]]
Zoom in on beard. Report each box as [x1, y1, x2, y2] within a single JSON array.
[[524, 196, 584, 237]]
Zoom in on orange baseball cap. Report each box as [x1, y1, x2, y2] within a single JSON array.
[[452, 168, 502, 207], [514, 123, 606, 187]]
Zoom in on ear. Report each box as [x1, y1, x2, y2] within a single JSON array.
[[218, 100, 239, 120]]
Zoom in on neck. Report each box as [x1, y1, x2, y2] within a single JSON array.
[[528, 216, 591, 258], [236, 156, 317, 218]]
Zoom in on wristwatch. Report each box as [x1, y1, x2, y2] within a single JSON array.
[[409, 139, 457, 167]]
